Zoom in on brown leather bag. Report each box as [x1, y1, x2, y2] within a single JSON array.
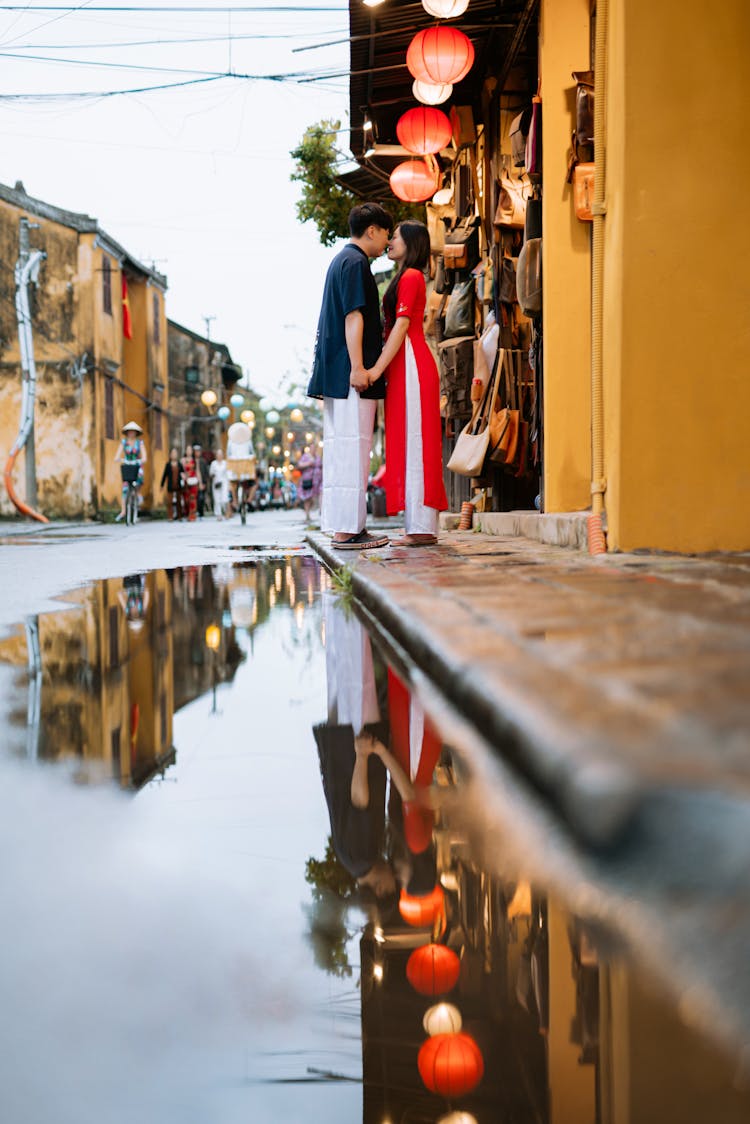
[[573, 163, 595, 221], [489, 351, 520, 466]]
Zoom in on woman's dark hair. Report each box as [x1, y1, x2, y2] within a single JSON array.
[[382, 221, 431, 320]]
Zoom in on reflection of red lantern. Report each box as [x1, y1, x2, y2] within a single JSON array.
[[406, 27, 475, 86], [406, 943, 460, 995], [399, 884, 444, 928], [397, 106, 452, 155], [418, 1032, 484, 1097], [390, 159, 438, 203]]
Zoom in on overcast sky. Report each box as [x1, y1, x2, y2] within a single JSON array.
[[0, 1, 358, 403]]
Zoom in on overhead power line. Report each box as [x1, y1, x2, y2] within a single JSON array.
[[0, 5, 347, 11]]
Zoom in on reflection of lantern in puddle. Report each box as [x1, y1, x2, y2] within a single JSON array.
[[269, 587, 276, 609], [423, 1001, 462, 1036], [399, 884, 444, 928], [406, 943, 460, 996], [274, 568, 283, 593], [372, 961, 384, 983], [294, 602, 305, 629], [418, 1032, 484, 1097]]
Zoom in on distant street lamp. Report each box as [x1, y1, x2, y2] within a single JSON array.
[[265, 426, 275, 439], [290, 407, 303, 422], [241, 410, 255, 425]]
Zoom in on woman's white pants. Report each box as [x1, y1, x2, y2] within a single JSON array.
[[404, 339, 439, 536]]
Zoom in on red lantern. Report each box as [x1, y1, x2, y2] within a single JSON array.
[[390, 159, 439, 203], [406, 943, 460, 995], [418, 1032, 485, 1098], [406, 26, 475, 87], [399, 884, 445, 928], [397, 106, 452, 155]]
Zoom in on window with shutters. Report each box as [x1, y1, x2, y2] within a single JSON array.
[[102, 255, 112, 315], [104, 378, 115, 439]]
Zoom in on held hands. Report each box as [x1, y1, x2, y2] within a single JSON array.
[[350, 365, 369, 391]]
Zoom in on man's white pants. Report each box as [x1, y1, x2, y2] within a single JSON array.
[[321, 387, 376, 535]]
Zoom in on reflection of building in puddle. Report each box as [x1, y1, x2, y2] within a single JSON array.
[[0, 572, 175, 789], [312, 600, 750, 1124]]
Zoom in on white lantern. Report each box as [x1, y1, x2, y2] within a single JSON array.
[[412, 78, 453, 106], [423, 1001, 463, 1036], [422, 0, 470, 17]]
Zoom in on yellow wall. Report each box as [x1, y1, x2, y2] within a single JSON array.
[[604, 0, 750, 550], [540, 0, 592, 513]]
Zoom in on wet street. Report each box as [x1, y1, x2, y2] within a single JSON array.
[[0, 510, 749, 1124]]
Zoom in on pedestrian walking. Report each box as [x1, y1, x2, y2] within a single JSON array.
[[113, 421, 147, 522], [307, 202, 393, 551], [209, 448, 230, 519], [366, 221, 448, 546], [296, 447, 319, 523], [160, 447, 185, 520], [192, 443, 209, 518], [182, 447, 199, 522]]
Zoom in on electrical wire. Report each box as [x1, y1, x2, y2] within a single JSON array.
[[3, 29, 345, 48], [0, 5, 348, 11]]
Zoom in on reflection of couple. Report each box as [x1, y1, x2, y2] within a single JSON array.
[[308, 203, 448, 551], [313, 593, 440, 903]]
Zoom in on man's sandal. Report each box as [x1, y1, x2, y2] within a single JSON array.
[[333, 529, 390, 551]]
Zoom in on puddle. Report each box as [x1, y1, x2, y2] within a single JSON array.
[[0, 558, 748, 1123]]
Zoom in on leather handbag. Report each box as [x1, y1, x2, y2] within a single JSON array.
[[494, 171, 527, 229], [510, 107, 532, 167], [516, 237, 542, 316], [443, 213, 481, 271], [447, 349, 503, 477], [525, 195, 542, 240], [498, 256, 517, 303], [573, 163, 595, 221], [489, 351, 520, 466], [444, 276, 475, 339], [572, 70, 594, 155]]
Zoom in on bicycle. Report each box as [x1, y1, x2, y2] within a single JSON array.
[[236, 478, 256, 525], [121, 462, 140, 526]]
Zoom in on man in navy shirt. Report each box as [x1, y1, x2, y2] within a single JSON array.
[[308, 202, 393, 550]]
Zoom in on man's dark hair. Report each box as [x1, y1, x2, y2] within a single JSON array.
[[349, 202, 393, 238]]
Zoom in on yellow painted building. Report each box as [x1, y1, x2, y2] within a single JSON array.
[[342, 0, 750, 553], [0, 181, 169, 519]]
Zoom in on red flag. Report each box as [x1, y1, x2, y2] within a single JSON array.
[[122, 276, 133, 340]]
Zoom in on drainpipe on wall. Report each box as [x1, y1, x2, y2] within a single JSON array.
[[588, 0, 608, 554], [4, 217, 48, 523]]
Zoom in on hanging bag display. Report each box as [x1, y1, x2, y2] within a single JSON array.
[[443, 276, 476, 339], [498, 255, 518, 303], [572, 70, 594, 157], [443, 213, 481, 271], [447, 349, 503, 477]]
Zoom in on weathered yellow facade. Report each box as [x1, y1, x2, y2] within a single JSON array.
[[0, 182, 169, 519]]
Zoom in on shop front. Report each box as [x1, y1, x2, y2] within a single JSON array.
[[339, 0, 750, 553]]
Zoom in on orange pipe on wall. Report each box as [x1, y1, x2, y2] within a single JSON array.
[[3, 451, 48, 524]]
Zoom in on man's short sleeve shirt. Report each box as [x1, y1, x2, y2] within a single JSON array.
[[307, 243, 384, 400]]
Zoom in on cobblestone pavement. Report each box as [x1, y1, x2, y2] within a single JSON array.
[[308, 527, 750, 1064]]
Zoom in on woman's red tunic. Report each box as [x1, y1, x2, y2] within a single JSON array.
[[383, 268, 448, 516]]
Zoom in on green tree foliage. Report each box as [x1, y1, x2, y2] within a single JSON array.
[[290, 119, 425, 247]]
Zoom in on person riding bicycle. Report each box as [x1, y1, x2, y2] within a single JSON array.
[[226, 422, 257, 514], [114, 421, 147, 521]]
